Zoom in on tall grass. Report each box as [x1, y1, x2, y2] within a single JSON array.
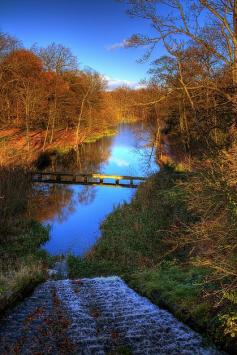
[[0, 166, 31, 237], [0, 166, 50, 308]]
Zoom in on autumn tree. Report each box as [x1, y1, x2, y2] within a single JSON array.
[[35, 43, 77, 74], [42, 72, 70, 149], [63, 69, 106, 147], [0, 30, 156, 157], [120, 0, 237, 151], [1, 50, 45, 149], [125, 1, 237, 97], [147, 43, 234, 148]]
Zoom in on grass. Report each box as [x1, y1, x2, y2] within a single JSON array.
[[0, 221, 52, 314], [0, 219, 52, 312], [68, 167, 237, 353], [84, 128, 117, 143], [0, 167, 53, 313], [128, 264, 212, 328]]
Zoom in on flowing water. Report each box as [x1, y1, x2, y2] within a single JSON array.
[[2, 123, 220, 354], [33, 122, 159, 256]]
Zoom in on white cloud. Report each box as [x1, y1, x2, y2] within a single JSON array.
[[109, 157, 129, 167], [106, 39, 130, 51], [104, 76, 146, 91]]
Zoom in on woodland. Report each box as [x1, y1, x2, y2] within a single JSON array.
[[0, 0, 237, 352]]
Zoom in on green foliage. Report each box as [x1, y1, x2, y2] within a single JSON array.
[[2, 220, 49, 256], [0, 167, 51, 309], [86, 171, 191, 272], [220, 313, 237, 338], [224, 292, 237, 305], [68, 255, 125, 279], [128, 263, 211, 324]]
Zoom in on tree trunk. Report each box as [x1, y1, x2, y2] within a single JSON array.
[[50, 99, 57, 144], [75, 86, 91, 147], [43, 108, 51, 151], [233, 0, 237, 86], [25, 101, 30, 153], [75, 97, 86, 147]]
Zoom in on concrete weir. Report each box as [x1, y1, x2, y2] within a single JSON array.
[[0, 277, 220, 354]]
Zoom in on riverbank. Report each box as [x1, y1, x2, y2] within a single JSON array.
[[0, 219, 51, 316], [68, 167, 237, 354], [0, 166, 53, 314], [0, 126, 117, 166], [0, 122, 142, 314], [0, 121, 140, 316]]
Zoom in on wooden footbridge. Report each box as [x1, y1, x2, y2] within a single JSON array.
[[31, 172, 146, 188]]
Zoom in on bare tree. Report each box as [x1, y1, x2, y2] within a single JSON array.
[[125, 0, 237, 85], [35, 43, 77, 74], [0, 32, 21, 60], [73, 70, 105, 147]]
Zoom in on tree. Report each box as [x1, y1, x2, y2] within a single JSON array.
[[42, 72, 70, 149], [75, 70, 105, 146], [2, 50, 45, 150], [0, 31, 21, 59], [35, 43, 77, 73], [121, 0, 237, 151], [125, 0, 237, 86]]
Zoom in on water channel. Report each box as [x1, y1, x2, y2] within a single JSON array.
[[33, 122, 159, 256]]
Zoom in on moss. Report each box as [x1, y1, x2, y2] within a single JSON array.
[[128, 263, 211, 327]]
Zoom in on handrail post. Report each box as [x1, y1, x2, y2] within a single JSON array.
[[56, 174, 61, 182], [31, 171, 146, 187]]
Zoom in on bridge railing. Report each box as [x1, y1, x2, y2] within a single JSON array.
[[31, 171, 146, 188]]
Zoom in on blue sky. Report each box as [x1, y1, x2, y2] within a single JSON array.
[[0, 0, 163, 88]]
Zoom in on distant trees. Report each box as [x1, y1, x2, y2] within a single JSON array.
[[0, 32, 153, 155], [108, 86, 160, 122]]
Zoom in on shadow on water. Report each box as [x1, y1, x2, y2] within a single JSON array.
[[30, 122, 159, 256]]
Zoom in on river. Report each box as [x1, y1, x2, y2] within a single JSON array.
[[33, 122, 159, 256]]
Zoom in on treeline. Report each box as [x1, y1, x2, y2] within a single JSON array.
[[0, 31, 157, 154], [125, 0, 237, 157]]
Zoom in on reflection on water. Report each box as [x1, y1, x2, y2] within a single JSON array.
[[32, 122, 159, 256]]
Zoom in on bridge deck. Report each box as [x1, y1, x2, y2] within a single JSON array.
[[31, 172, 146, 188]]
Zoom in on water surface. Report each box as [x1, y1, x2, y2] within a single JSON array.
[[34, 123, 158, 256]]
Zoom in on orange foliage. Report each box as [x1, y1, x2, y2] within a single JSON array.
[[3, 49, 43, 77]]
